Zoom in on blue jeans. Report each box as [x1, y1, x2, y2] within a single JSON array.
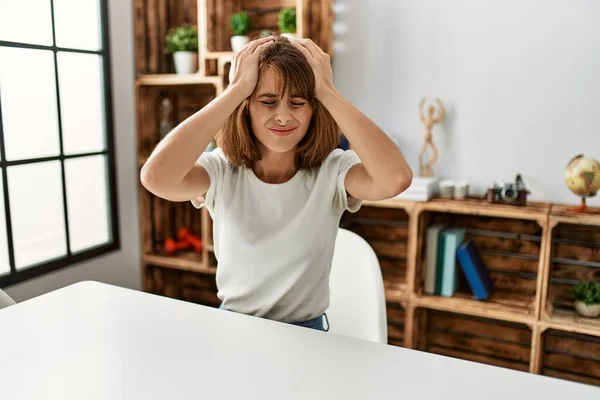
[[219, 303, 329, 332]]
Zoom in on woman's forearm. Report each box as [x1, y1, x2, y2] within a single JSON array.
[[140, 84, 247, 189], [318, 88, 413, 190]]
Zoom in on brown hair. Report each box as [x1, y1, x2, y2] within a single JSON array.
[[216, 36, 340, 169]]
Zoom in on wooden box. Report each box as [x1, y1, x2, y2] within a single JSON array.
[[341, 203, 413, 302], [413, 308, 533, 372], [413, 199, 550, 324], [541, 329, 600, 386], [541, 205, 600, 337], [386, 301, 406, 347]]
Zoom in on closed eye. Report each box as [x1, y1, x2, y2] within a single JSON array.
[[260, 101, 277, 106]]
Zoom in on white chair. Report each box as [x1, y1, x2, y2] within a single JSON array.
[[0, 288, 16, 310], [326, 228, 387, 344]]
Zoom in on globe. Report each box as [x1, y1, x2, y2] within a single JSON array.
[[565, 154, 600, 212]]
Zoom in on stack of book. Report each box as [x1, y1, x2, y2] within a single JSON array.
[[394, 177, 439, 201], [424, 224, 494, 300]]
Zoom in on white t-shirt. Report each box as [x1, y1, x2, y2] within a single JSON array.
[[192, 147, 362, 323]]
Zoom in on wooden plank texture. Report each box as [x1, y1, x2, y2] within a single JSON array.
[[424, 310, 531, 372], [134, 0, 199, 74], [542, 329, 600, 386]]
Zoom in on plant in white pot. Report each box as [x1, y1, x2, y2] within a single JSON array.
[[230, 11, 251, 53], [278, 8, 296, 40], [165, 23, 198, 74], [573, 281, 600, 318]]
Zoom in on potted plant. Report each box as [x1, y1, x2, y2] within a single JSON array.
[[278, 8, 296, 40], [573, 281, 600, 318], [230, 11, 251, 52], [165, 23, 198, 74]]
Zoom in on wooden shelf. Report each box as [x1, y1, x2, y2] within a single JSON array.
[[418, 197, 551, 222], [142, 253, 216, 275], [413, 293, 536, 325], [136, 73, 223, 89], [550, 203, 600, 225], [541, 310, 600, 336], [204, 51, 234, 59], [384, 282, 408, 303], [363, 198, 417, 211]]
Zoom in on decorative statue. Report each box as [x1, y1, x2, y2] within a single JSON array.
[[418, 97, 446, 177]]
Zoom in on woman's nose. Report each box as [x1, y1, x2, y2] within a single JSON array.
[[274, 104, 293, 124]]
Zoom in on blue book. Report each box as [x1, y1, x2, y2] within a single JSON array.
[[456, 241, 494, 300]]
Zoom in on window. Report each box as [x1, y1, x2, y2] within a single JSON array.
[[0, 0, 119, 287]]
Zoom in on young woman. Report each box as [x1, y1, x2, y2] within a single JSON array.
[[140, 35, 412, 331]]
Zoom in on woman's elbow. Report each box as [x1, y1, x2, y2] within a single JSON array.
[[391, 167, 413, 197], [140, 163, 163, 195]]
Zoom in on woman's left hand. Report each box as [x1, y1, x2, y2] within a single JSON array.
[[291, 38, 335, 99]]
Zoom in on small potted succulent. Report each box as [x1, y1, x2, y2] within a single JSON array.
[[230, 11, 252, 52], [278, 8, 296, 40], [573, 281, 600, 318], [165, 23, 199, 74]]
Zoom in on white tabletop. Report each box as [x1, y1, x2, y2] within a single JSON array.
[[0, 281, 598, 399]]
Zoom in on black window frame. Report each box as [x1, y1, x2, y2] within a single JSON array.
[[0, 0, 120, 288]]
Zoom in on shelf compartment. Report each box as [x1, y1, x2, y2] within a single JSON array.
[[414, 308, 533, 372], [143, 253, 215, 275], [180, 269, 220, 307], [386, 302, 406, 347], [136, 85, 218, 162], [414, 209, 545, 320], [341, 205, 411, 301], [541, 329, 600, 387], [133, 0, 198, 75], [542, 218, 600, 336], [144, 264, 220, 307]]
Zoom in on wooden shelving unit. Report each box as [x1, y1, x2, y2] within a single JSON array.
[[343, 198, 600, 386], [133, 0, 600, 390], [134, 0, 334, 309]]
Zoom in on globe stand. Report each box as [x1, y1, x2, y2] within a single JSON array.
[[568, 197, 600, 214]]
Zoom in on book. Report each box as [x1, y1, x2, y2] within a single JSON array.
[[456, 241, 494, 300], [439, 228, 465, 297], [425, 224, 446, 294], [394, 177, 439, 201]]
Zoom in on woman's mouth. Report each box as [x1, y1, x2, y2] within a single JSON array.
[[269, 126, 296, 137]]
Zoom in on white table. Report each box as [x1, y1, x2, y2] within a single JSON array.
[[0, 281, 598, 399]]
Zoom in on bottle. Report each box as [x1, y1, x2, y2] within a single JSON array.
[[159, 97, 173, 139]]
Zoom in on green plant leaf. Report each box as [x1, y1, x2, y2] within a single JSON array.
[[231, 11, 252, 36], [278, 8, 296, 33], [573, 281, 600, 305], [165, 23, 198, 54]]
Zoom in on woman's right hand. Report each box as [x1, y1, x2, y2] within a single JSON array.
[[228, 36, 275, 98]]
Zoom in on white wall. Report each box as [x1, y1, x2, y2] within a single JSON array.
[[333, 0, 600, 205], [5, 0, 140, 302]]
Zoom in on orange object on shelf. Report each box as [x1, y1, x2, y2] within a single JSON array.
[[165, 238, 193, 255], [177, 227, 203, 253]]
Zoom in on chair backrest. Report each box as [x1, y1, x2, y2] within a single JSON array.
[[0, 289, 16, 310], [326, 228, 387, 344]]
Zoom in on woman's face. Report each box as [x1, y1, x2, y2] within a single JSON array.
[[248, 68, 314, 155]]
